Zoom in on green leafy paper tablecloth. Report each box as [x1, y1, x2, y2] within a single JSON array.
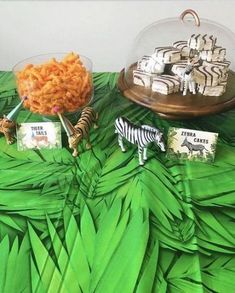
[[0, 71, 235, 293]]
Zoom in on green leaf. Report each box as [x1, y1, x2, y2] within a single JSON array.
[[0, 236, 9, 291], [95, 209, 149, 293], [28, 223, 67, 293], [80, 205, 96, 266], [136, 240, 159, 293], [63, 207, 90, 293], [0, 234, 31, 293], [90, 200, 129, 290], [46, 216, 81, 292]]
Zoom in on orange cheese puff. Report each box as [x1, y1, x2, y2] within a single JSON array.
[[16, 52, 92, 115]]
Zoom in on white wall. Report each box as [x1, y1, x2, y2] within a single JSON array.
[[0, 0, 235, 72]]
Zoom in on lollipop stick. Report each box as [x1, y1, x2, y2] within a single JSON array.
[[53, 106, 74, 137]]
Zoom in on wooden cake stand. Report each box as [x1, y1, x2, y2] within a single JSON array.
[[118, 65, 235, 120]]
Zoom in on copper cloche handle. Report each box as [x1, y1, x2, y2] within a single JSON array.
[[180, 9, 200, 27]]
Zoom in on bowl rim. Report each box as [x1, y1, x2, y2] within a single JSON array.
[[12, 52, 93, 73]]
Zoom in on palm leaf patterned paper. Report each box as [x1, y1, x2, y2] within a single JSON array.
[[0, 71, 235, 292]]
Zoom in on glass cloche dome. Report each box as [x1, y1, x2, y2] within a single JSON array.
[[118, 9, 235, 119]]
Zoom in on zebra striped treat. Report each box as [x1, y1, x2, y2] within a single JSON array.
[[137, 55, 154, 72], [193, 65, 223, 86], [153, 47, 181, 64], [114, 117, 165, 165], [173, 41, 194, 58], [133, 70, 152, 87], [188, 34, 217, 51], [137, 55, 165, 74], [198, 82, 227, 96], [202, 60, 230, 73], [152, 75, 180, 95], [200, 47, 226, 62], [201, 60, 230, 84], [171, 60, 200, 77]]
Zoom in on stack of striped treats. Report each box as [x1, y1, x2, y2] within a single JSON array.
[[133, 34, 230, 96]]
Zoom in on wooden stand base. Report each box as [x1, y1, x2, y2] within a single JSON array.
[[117, 67, 235, 120]]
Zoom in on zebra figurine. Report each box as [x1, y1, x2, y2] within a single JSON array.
[[180, 64, 196, 96], [115, 117, 166, 165], [181, 137, 208, 156]]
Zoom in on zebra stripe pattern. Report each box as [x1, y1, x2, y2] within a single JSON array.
[[133, 69, 152, 87], [194, 65, 223, 86], [188, 34, 217, 51], [173, 41, 195, 58], [152, 75, 180, 95], [202, 60, 230, 72], [137, 55, 154, 71], [200, 47, 226, 62], [115, 117, 156, 147], [115, 117, 165, 165], [153, 46, 181, 64]]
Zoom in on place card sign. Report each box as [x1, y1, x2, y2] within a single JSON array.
[[17, 122, 62, 151], [167, 127, 218, 163]]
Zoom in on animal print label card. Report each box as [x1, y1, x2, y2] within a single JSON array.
[[167, 127, 218, 163], [17, 122, 62, 151]]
